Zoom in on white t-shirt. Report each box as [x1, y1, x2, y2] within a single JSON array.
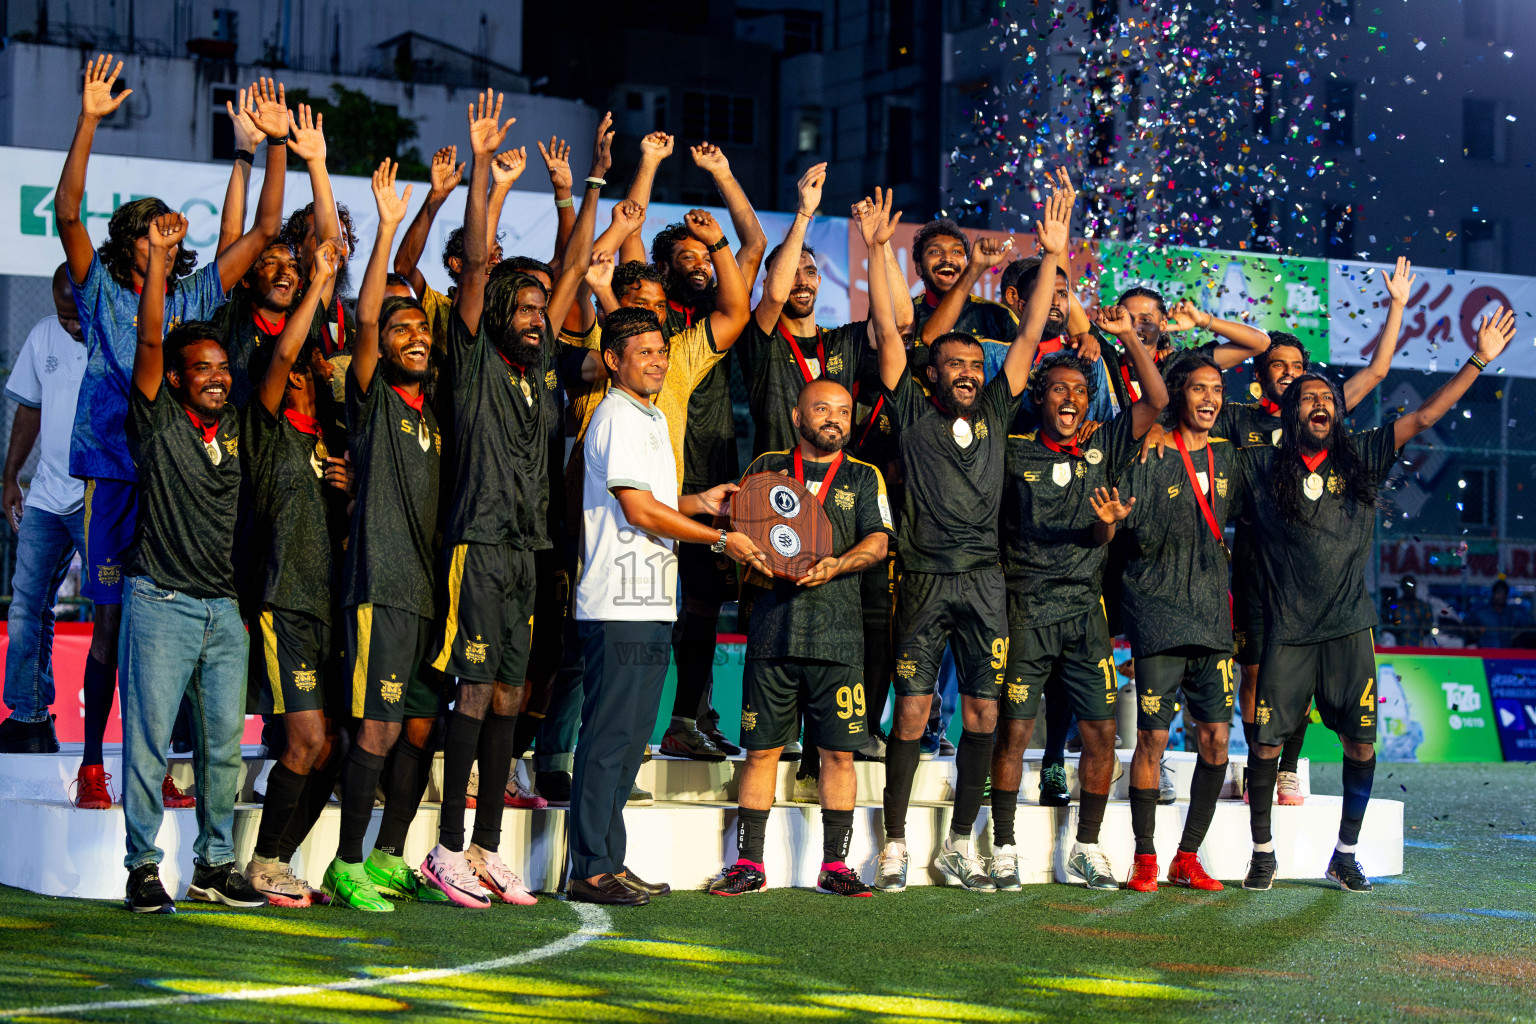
[[577, 388, 680, 622], [4, 316, 87, 515]]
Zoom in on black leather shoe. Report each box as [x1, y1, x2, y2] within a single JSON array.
[[615, 866, 671, 897], [568, 874, 649, 906]]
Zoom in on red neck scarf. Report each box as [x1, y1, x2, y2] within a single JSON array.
[[1040, 432, 1083, 458], [284, 409, 320, 435], [185, 408, 218, 444], [793, 448, 844, 502], [923, 289, 943, 309], [252, 311, 286, 336], [1258, 396, 1281, 416], [1300, 449, 1328, 472], [667, 299, 695, 328], [321, 297, 346, 355], [496, 346, 527, 376], [391, 385, 426, 415]]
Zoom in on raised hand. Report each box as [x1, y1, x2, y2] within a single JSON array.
[[429, 145, 465, 197], [1474, 306, 1517, 363], [1034, 171, 1074, 256], [537, 137, 572, 191], [1381, 256, 1416, 306], [371, 159, 412, 227], [684, 209, 725, 247], [639, 131, 674, 163], [225, 86, 260, 152], [610, 198, 647, 236], [852, 188, 903, 247], [249, 78, 289, 139], [1089, 486, 1135, 525], [467, 90, 515, 157], [148, 212, 189, 251], [81, 54, 131, 120], [691, 142, 730, 176], [311, 239, 341, 284], [1167, 298, 1210, 332], [492, 147, 527, 188], [285, 103, 326, 163], [591, 110, 615, 177], [972, 235, 1014, 271], [796, 162, 827, 218], [1095, 303, 1135, 338], [585, 249, 615, 291]]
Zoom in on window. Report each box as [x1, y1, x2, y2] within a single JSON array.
[[1464, 0, 1500, 41], [1325, 80, 1354, 146], [1463, 97, 1507, 162], [1462, 219, 1505, 273], [889, 0, 915, 66], [211, 85, 238, 160], [1461, 468, 1495, 527], [681, 92, 755, 146], [784, 10, 822, 56], [797, 107, 822, 153], [948, 0, 990, 29], [1324, 203, 1353, 258], [887, 105, 914, 185], [212, 8, 239, 43]]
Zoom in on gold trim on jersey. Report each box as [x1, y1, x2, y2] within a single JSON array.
[[262, 608, 284, 714], [351, 604, 374, 719], [431, 544, 470, 672]]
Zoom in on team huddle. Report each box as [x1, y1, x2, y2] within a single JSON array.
[[48, 56, 1519, 914]]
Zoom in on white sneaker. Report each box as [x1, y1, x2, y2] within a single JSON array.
[[990, 844, 1023, 891], [420, 844, 493, 909], [875, 840, 909, 892], [505, 761, 548, 809], [792, 774, 819, 804], [465, 843, 537, 905], [1065, 842, 1118, 889], [1277, 770, 1305, 806], [246, 857, 311, 908]]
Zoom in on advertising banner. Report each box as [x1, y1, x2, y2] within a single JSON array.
[[1379, 538, 1536, 588], [1098, 242, 1330, 361], [1483, 658, 1536, 762], [1329, 259, 1536, 377]]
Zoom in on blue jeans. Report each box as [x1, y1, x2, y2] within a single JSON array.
[[3, 506, 86, 722], [118, 576, 248, 870]]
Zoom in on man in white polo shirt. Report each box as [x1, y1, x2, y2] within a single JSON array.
[[1, 265, 88, 753], [567, 306, 768, 906]]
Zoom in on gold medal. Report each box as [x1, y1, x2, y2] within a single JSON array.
[[314, 436, 329, 463], [951, 417, 973, 448], [1303, 472, 1324, 501], [417, 417, 431, 452], [520, 375, 533, 406], [204, 438, 222, 466]]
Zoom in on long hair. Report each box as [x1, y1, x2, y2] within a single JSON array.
[[1271, 372, 1378, 526], [482, 267, 548, 352], [100, 199, 197, 289], [1159, 350, 1221, 429]]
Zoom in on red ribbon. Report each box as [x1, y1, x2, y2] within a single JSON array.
[[667, 299, 695, 328], [185, 408, 218, 444], [1174, 430, 1227, 552], [321, 296, 346, 355], [776, 321, 826, 384], [1040, 432, 1083, 458], [1259, 396, 1281, 416], [284, 409, 321, 435], [252, 311, 286, 336], [1301, 450, 1328, 472], [793, 448, 845, 504], [391, 384, 426, 415]]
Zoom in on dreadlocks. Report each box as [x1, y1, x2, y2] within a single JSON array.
[[1270, 372, 1379, 526]]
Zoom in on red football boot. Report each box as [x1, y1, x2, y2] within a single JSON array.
[[1125, 854, 1159, 892]]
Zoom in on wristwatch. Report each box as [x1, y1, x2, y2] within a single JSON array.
[[710, 530, 728, 554], [707, 236, 730, 253]]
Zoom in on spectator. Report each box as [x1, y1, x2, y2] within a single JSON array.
[[1468, 579, 1529, 649], [1388, 575, 1436, 646], [0, 265, 87, 754]]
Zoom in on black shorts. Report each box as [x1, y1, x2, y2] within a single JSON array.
[[346, 603, 440, 722], [253, 606, 334, 716], [1134, 646, 1235, 731], [1233, 577, 1264, 666], [1256, 628, 1376, 746], [676, 514, 738, 606], [1003, 606, 1116, 722], [741, 657, 868, 752], [432, 543, 537, 684], [892, 567, 1007, 700]]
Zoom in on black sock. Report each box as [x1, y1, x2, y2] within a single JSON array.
[[1129, 786, 1159, 856], [337, 748, 387, 864], [509, 710, 542, 763], [1043, 693, 1071, 767], [670, 612, 717, 720], [1076, 789, 1109, 845], [81, 653, 116, 767], [736, 806, 770, 864], [1178, 758, 1228, 854], [991, 789, 1019, 848], [375, 740, 428, 857], [437, 712, 484, 853], [254, 763, 308, 860], [881, 736, 922, 841], [278, 755, 342, 863], [948, 729, 995, 835], [1241, 719, 1258, 753], [1338, 753, 1376, 848], [470, 712, 518, 852], [1279, 719, 1308, 774], [822, 809, 854, 864], [1246, 752, 1280, 847]]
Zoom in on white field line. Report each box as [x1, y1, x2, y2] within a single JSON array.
[[0, 902, 611, 1019]]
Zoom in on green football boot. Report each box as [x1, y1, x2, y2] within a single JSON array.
[[322, 858, 393, 912], [365, 850, 449, 902]]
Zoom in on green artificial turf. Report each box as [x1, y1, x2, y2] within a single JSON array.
[[1, 762, 1533, 1023]]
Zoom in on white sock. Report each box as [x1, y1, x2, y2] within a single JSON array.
[[946, 833, 971, 855], [1335, 841, 1357, 855], [1254, 841, 1275, 854]]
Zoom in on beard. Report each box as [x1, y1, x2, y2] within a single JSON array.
[[668, 274, 717, 314], [798, 418, 847, 454], [382, 354, 430, 385], [494, 330, 543, 369], [934, 374, 980, 417], [785, 290, 817, 319], [1297, 415, 1331, 453]]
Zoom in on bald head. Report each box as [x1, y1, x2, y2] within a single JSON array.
[[793, 379, 853, 454], [52, 263, 82, 342]]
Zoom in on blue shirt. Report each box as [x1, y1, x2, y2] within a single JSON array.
[[69, 254, 226, 481], [980, 339, 1120, 432]]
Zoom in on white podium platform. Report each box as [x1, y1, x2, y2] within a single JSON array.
[[0, 746, 1402, 901]]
